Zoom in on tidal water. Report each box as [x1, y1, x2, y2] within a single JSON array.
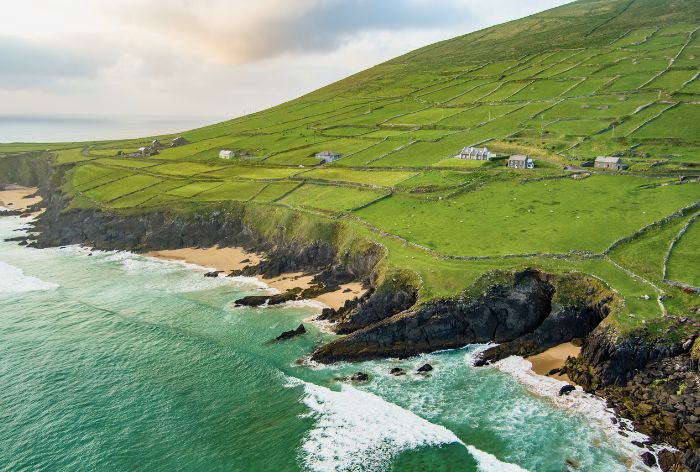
[[0, 215, 657, 471]]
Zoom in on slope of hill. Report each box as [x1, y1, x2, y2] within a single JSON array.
[[1, 0, 700, 461]]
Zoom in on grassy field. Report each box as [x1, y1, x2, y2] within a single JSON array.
[[1, 0, 699, 339]]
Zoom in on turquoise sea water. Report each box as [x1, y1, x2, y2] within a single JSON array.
[[0, 216, 656, 471]]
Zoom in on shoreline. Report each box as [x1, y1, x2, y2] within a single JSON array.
[[145, 246, 367, 311]]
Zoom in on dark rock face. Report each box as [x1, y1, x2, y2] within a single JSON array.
[[390, 367, 405, 376], [275, 324, 306, 341], [313, 270, 561, 362], [476, 301, 610, 365], [570, 324, 681, 388], [331, 286, 417, 335], [417, 364, 433, 373], [204, 271, 220, 278], [641, 451, 657, 467]]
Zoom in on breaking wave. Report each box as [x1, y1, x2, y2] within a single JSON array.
[[0, 260, 59, 293], [286, 376, 528, 472]]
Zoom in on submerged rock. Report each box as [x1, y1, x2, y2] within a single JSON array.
[[204, 271, 219, 278], [417, 364, 433, 373], [275, 324, 306, 341], [390, 367, 406, 376], [350, 372, 369, 382]]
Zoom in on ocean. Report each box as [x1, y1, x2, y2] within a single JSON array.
[[0, 215, 657, 471], [0, 115, 230, 144]]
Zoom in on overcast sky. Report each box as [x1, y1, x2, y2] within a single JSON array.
[[2, 0, 570, 121]]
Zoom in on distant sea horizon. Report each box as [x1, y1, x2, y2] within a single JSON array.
[[0, 114, 233, 144]]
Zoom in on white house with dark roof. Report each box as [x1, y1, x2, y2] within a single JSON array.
[[459, 146, 495, 160], [594, 156, 628, 171], [507, 155, 534, 169], [315, 151, 341, 163]]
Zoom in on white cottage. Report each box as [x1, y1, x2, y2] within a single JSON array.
[[219, 150, 234, 160], [459, 146, 495, 160]]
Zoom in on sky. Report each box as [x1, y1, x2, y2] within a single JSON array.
[[1, 0, 570, 123]]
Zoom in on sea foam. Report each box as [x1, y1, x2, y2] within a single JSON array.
[[287, 376, 528, 472], [0, 260, 59, 293], [494, 355, 662, 471]]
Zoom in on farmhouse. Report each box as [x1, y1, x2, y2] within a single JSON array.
[[594, 156, 628, 171], [459, 146, 495, 160], [151, 139, 163, 149], [219, 150, 235, 160], [507, 155, 534, 169], [316, 151, 341, 163], [137, 146, 158, 157]]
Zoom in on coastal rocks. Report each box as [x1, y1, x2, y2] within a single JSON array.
[[568, 323, 681, 388], [204, 271, 220, 278], [572, 351, 700, 469], [234, 285, 326, 308], [328, 270, 418, 334], [350, 372, 369, 382], [641, 451, 657, 467], [390, 367, 405, 376], [312, 269, 556, 363], [559, 385, 576, 396], [275, 324, 306, 341]]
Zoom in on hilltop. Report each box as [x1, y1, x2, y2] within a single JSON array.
[[1, 0, 700, 466]]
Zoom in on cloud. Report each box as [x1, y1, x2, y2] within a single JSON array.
[[113, 0, 477, 65], [0, 36, 105, 87]]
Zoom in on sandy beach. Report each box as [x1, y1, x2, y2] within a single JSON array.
[[146, 246, 367, 311], [0, 186, 42, 211], [527, 342, 581, 385]]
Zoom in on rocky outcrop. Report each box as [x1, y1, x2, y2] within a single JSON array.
[[323, 269, 419, 335], [476, 274, 614, 364], [275, 324, 306, 341], [312, 269, 611, 363], [568, 324, 681, 388]]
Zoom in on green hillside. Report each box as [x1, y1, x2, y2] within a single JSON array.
[[2, 0, 700, 338]]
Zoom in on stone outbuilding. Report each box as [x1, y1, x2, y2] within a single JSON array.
[[594, 156, 628, 171], [171, 136, 189, 147], [507, 155, 534, 169]]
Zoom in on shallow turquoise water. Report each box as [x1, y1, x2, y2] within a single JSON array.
[[0, 216, 652, 471]]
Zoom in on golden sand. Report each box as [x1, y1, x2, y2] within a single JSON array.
[[527, 342, 581, 385], [146, 246, 366, 310], [0, 186, 42, 211]]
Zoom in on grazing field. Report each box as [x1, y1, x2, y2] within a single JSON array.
[[667, 217, 700, 287], [279, 184, 387, 212], [2, 0, 699, 340]]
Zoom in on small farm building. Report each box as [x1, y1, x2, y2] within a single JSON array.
[[594, 156, 628, 171]]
